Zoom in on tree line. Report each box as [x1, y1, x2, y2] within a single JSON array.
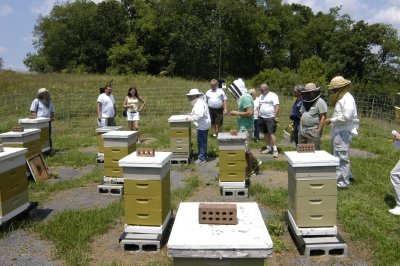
[[23, 0, 400, 95]]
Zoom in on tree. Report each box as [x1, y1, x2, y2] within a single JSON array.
[[107, 34, 148, 74], [0, 57, 3, 69]]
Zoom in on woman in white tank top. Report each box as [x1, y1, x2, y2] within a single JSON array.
[[123, 85, 146, 142]]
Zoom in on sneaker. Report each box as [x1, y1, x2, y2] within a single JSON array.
[[252, 160, 262, 174], [273, 151, 279, 158], [261, 148, 272, 154], [389, 206, 400, 216], [212, 134, 217, 138], [195, 159, 206, 164]]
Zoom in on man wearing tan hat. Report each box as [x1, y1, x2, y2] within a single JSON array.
[[298, 83, 327, 150], [325, 76, 359, 189]]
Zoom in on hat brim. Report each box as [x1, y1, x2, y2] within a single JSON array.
[[302, 87, 320, 93], [186, 93, 203, 96], [328, 80, 351, 90]]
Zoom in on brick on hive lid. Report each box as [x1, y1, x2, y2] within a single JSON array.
[[297, 143, 315, 153], [12, 126, 24, 132], [198, 203, 238, 225], [230, 129, 238, 136], [136, 148, 155, 157]]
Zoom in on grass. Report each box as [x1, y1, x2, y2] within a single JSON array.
[[30, 200, 124, 265], [1, 72, 400, 265]]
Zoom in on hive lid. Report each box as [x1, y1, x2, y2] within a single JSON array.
[[284, 150, 339, 167], [96, 126, 124, 133], [119, 151, 172, 168], [19, 117, 51, 123], [168, 115, 190, 123], [167, 202, 274, 257], [217, 131, 246, 141], [0, 147, 27, 161], [102, 130, 137, 139], [0, 128, 40, 137]]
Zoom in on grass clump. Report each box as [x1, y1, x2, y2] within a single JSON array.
[[31, 200, 123, 265], [171, 175, 201, 210]]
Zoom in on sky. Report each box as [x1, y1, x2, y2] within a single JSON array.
[[1, 0, 400, 71]]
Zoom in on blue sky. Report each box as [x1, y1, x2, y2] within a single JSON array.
[[1, 0, 400, 71]]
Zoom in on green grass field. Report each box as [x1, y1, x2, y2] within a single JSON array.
[[1, 72, 400, 265]]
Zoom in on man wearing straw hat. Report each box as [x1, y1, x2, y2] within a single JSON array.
[[186, 88, 211, 164], [325, 76, 359, 189]]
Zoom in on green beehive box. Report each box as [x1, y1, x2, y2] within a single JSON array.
[[288, 209, 337, 227], [219, 171, 246, 182], [95, 126, 124, 153], [219, 150, 245, 161]]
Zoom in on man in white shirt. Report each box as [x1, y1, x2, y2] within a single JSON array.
[[258, 84, 280, 158], [325, 76, 359, 189], [186, 88, 211, 164], [205, 79, 227, 138], [97, 84, 116, 126]]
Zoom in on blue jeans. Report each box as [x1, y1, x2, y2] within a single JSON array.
[[197, 129, 208, 161], [253, 119, 259, 140]]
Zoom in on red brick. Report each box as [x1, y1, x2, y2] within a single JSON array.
[[198, 203, 237, 225]]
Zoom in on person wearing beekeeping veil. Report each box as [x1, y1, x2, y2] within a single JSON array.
[[186, 88, 211, 164], [30, 88, 55, 148], [325, 76, 359, 189], [229, 78, 261, 177]]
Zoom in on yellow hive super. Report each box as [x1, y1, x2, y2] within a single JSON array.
[[119, 151, 172, 226], [0, 147, 29, 217]]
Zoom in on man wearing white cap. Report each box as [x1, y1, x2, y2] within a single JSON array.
[[186, 88, 211, 164], [30, 88, 55, 148], [229, 79, 261, 176], [325, 76, 359, 189]]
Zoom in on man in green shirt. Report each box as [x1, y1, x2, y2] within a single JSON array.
[[229, 78, 262, 176]]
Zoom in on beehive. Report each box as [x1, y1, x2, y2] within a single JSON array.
[[102, 131, 137, 178], [19, 117, 51, 153], [0, 147, 29, 217], [95, 126, 123, 154], [0, 129, 41, 159], [168, 115, 191, 159], [285, 150, 339, 227], [218, 132, 247, 182], [119, 151, 172, 226]]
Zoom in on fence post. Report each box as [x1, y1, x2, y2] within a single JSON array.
[[371, 96, 375, 119]]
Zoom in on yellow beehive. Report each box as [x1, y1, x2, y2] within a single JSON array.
[[102, 131, 137, 178], [218, 132, 247, 182], [119, 151, 172, 226], [0, 129, 41, 159], [19, 117, 51, 153], [0, 147, 29, 217]]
